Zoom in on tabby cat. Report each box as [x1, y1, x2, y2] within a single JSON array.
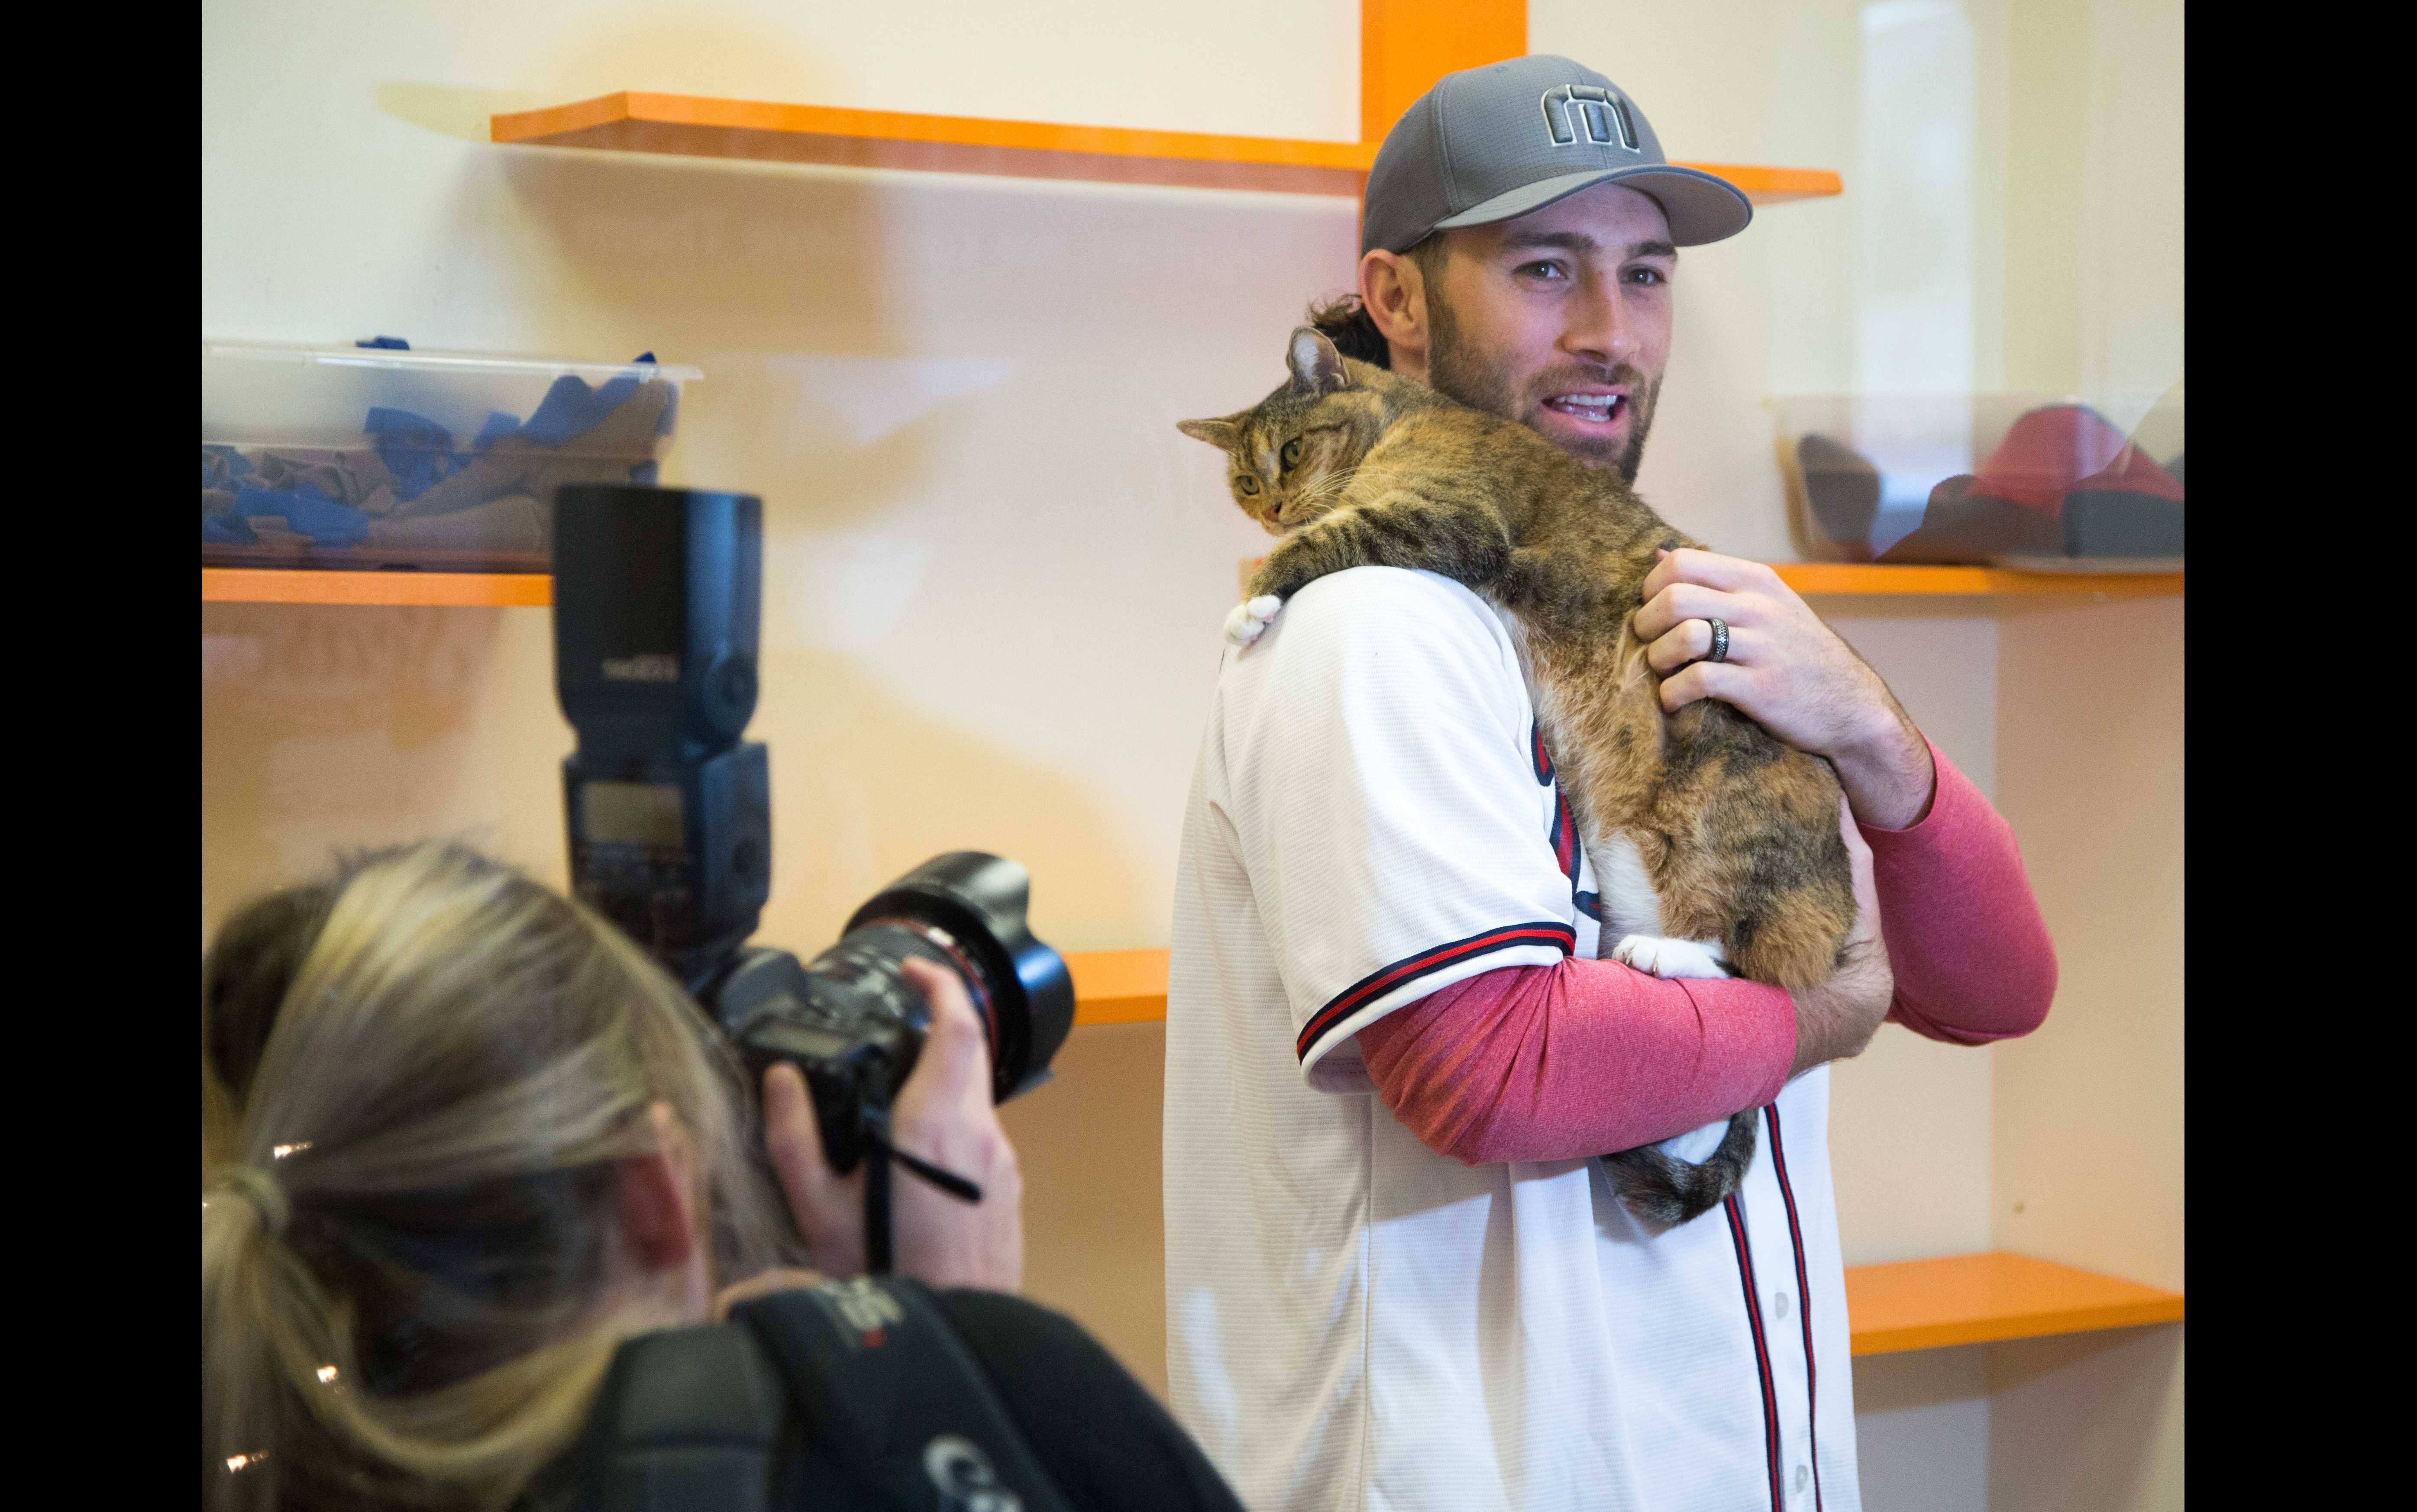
[[1179, 328, 1856, 1227]]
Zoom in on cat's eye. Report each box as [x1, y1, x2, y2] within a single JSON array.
[[1281, 438, 1304, 470], [1238, 475, 1260, 495]]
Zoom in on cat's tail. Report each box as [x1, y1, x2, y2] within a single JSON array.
[[1599, 1109, 1760, 1228]]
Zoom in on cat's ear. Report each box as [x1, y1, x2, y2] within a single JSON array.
[[1176, 415, 1241, 449], [1287, 327, 1350, 397]]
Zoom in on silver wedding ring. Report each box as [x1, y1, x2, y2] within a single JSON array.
[[1706, 617, 1730, 664]]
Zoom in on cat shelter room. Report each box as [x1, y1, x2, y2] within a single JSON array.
[[202, 3, 2183, 1510]]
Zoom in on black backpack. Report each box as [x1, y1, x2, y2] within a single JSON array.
[[557, 1275, 1079, 1511]]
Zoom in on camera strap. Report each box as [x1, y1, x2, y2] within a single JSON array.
[[736, 1277, 1078, 1512], [551, 1319, 788, 1509], [858, 1106, 985, 1276], [558, 1280, 1077, 1512]]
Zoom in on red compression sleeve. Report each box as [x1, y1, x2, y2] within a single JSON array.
[[1354, 962, 1795, 1166], [1864, 740, 2058, 1045], [1357, 739, 2055, 1166]]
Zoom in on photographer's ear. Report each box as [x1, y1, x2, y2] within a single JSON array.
[[613, 1101, 701, 1273]]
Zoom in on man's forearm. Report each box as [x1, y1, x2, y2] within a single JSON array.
[[1828, 703, 1938, 832], [1865, 740, 2056, 1044], [1355, 958, 1796, 1164]]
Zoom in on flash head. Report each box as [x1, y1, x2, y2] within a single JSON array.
[[553, 484, 762, 761], [553, 485, 770, 983]]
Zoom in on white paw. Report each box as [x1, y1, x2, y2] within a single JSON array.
[[1223, 594, 1283, 647], [1610, 935, 1732, 980]]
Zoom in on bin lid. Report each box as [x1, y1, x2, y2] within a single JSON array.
[[203, 340, 701, 383]]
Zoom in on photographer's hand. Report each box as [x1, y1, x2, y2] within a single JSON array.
[[759, 957, 1025, 1292]]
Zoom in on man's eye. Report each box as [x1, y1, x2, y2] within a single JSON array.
[[1281, 438, 1304, 470], [1627, 267, 1667, 286], [1238, 475, 1261, 495], [1519, 261, 1567, 281]]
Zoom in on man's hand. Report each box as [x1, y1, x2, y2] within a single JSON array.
[[1633, 549, 1936, 829], [760, 957, 1025, 1293], [1789, 798, 1895, 1076]]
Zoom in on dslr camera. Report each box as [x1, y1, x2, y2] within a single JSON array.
[[550, 485, 1074, 1259]]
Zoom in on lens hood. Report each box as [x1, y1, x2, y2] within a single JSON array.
[[844, 852, 1074, 1100]]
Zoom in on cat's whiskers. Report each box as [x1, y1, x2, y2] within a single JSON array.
[[1286, 471, 1353, 524]]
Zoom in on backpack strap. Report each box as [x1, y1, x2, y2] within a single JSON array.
[[557, 1322, 786, 1512], [734, 1277, 1079, 1512]]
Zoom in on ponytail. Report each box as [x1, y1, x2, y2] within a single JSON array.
[[200, 844, 795, 1509]]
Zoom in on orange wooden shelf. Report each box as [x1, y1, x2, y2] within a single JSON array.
[[203, 562, 2179, 609], [203, 568, 553, 607], [489, 91, 1840, 205], [1066, 948, 1173, 1027], [1774, 562, 2182, 598], [1845, 1251, 2183, 1356], [492, 91, 1380, 196], [488, 2, 1836, 205], [1240, 559, 2180, 600]]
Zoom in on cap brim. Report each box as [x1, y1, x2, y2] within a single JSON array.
[[1430, 164, 1754, 247]]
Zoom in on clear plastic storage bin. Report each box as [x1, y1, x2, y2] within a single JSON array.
[[1767, 389, 2183, 568], [202, 342, 702, 573]]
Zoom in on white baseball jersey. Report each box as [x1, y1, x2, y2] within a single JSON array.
[[1163, 567, 1858, 1512]]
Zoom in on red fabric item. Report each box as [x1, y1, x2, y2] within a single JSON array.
[[1356, 741, 2055, 1164], [2071, 442, 2184, 502], [1973, 405, 2152, 513]]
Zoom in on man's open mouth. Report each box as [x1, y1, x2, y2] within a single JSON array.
[[1540, 391, 1627, 426]]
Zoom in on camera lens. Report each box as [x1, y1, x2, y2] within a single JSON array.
[[714, 853, 1073, 1174], [828, 852, 1074, 1105]]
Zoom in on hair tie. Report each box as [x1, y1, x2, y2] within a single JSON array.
[[211, 1164, 291, 1235]]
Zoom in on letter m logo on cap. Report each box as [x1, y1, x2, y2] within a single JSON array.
[[1541, 84, 1638, 151]]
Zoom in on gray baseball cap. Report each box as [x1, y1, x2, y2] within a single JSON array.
[[1361, 55, 1753, 256]]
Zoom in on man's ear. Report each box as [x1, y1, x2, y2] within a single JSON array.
[[1358, 247, 1431, 379], [1176, 415, 1241, 448], [613, 1104, 699, 1273], [1287, 327, 1349, 397]]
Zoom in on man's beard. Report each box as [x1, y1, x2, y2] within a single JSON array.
[[1426, 292, 1660, 484]]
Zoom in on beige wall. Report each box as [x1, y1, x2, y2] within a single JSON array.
[[1986, 0, 2185, 1504], [204, 2, 2180, 1505]]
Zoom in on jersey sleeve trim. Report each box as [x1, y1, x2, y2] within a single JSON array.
[[1530, 717, 1555, 785], [1293, 920, 1577, 1064]]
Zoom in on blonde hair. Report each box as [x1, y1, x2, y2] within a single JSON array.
[[201, 842, 797, 1510]]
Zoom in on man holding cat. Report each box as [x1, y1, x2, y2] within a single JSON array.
[[1162, 55, 2057, 1512]]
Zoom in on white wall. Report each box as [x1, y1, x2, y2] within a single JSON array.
[[204, 2, 2179, 1503]]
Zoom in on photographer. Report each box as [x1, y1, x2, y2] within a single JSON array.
[[202, 841, 1241, 1512]]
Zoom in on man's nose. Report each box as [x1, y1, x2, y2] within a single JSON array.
[[1560, 271, 1637, 368]]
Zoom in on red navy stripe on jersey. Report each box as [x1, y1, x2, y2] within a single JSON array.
[[1530, 718, 1554, 784], [1765, 1104, 1823, 1511], [1295, 921, 1577, 1061], [1726, 1193, 1786, 1512], [1548, 786, 1580, 885]]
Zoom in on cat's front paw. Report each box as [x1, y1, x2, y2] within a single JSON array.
[[1223, 594, 1283, 648], [1610, 935, 1732, 980]]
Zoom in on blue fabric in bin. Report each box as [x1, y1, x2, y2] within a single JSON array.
[[203, 513, 259, 545], [203, 445, 255, 490], [473, 411, 524, 451], [520, 374, 645, 447], [365, 407, 456, 500], [236, 481, 373, 546]]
